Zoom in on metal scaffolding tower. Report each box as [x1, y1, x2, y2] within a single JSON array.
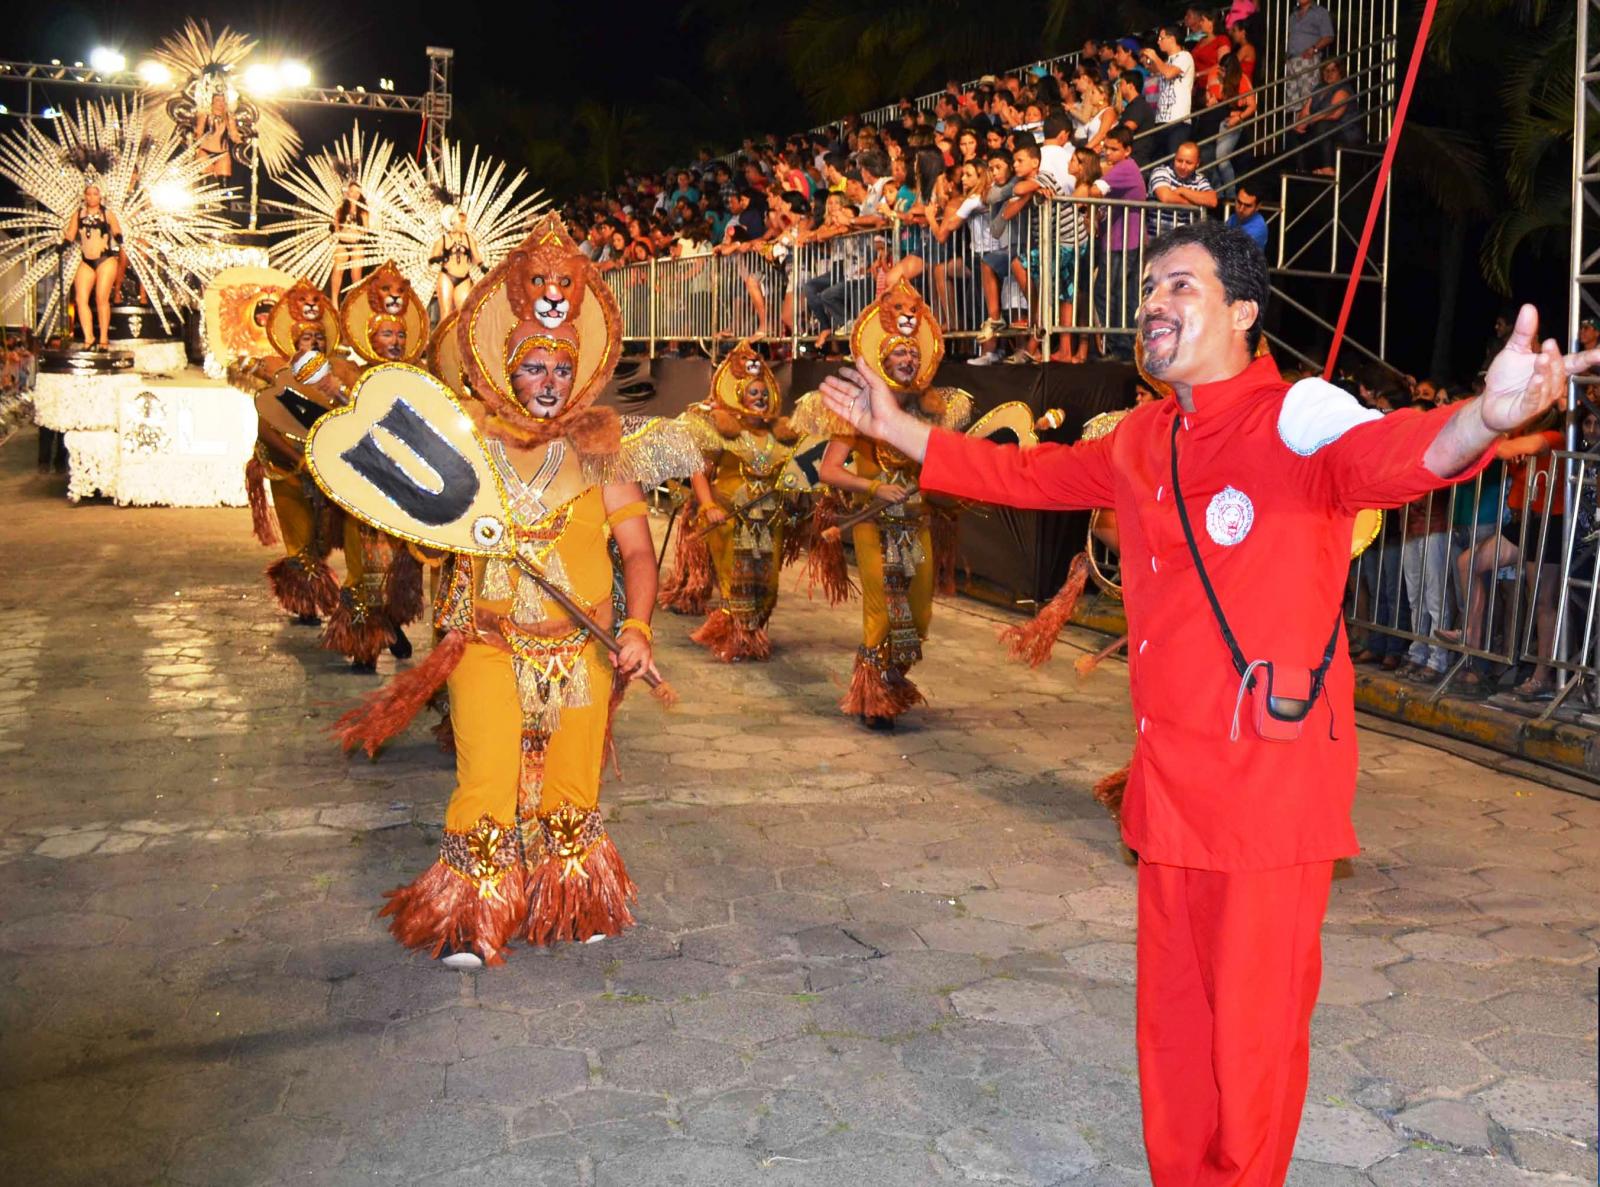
[[424, 48, 454, 173], [1571, 0, 1599, 424]]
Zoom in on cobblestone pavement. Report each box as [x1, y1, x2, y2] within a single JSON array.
[[0, 437, 1596, 1187]]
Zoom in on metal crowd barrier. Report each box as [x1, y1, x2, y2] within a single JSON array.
[[1035, 194, 1204, 357], [1346, 449, 1600, 716]]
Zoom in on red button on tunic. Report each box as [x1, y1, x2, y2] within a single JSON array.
[[923, 356, 1493, 872]]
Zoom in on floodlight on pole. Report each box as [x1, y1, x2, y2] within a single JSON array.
[[280, 61, 312, 88], [138, 60, 173, 86]]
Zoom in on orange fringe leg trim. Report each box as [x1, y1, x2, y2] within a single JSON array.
[[322, 592, 395, 665], [245, 457, 279, 547], [332, 630, 468, 756], [806, 496, 856, 606], [383, 547, 425, 626], [525, 832, 638, 946], [998, 553, 1091, 668], [379, 859, 531, 967], [689, 608, 772, 662], [1092, 761, 1131, 823], [657, 521, 716, 615], [839, 648, 926, 719], [266, 554, 340, 619]]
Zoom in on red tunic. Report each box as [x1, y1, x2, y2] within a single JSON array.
[[922, 356, 1494, 871]]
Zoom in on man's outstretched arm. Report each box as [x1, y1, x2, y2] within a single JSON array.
[[818, 366, 1117, 511]]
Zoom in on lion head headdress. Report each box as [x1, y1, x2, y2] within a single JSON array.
[[850, 281, 944, 396], [340, 261, 429, 365], [457, 213, 622, 452]]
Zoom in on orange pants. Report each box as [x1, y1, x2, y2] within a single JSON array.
[[1136, 859, 1333, 1187]]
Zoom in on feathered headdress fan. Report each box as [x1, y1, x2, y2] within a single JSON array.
[[0, 99, 231, 332], [370, 138, 549, 296], [138, 20, 301, 175], [265, 121, 397, 288]]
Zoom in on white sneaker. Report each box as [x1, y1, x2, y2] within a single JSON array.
[[967, 350, 1004, 366], [584, 933, 610, 944], [439, 949, 484, 971]]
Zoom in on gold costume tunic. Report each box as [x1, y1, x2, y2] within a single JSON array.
[[680, 408, 803, 660], [377, 415, 701, 962], [795, 388, 972, 718]]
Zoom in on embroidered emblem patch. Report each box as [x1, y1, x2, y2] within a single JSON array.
[[1205, 486, 1254, 546]]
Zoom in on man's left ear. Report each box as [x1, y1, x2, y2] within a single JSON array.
[[1234, 300, 1260, 336]]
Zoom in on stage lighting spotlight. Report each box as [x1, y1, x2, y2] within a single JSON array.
[[138, 60, 172, 86], [242, 63, 283, 95], [90, 48, 126, 74], [280, 61, 311, 88], [49, 59, 61, 67], [41, 106, 61, 118], [149, 180, 192, 212]]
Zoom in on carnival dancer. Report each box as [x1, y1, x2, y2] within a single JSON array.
[[334, 215, 701, 966], [331, 261, 432, 671], [794, 282, 972, 729], [330, 181, 369, 301], [678, 341, 807, 661], [61, 181, 123, 351], [193, 92, 241, 181], [430, 206, 484, 319], [818, 220, 1591, 1187], [238, 280, 352, 626]]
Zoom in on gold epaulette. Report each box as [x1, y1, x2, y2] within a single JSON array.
[[578, 415, 706, 489]]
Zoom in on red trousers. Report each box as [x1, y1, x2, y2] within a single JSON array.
[[1136, 859, 1334, 1187]]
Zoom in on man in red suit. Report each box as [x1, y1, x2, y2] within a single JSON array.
[[819, 221, 1591, 1186]]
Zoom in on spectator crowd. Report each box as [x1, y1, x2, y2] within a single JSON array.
[[559, 1, 1371, 363]]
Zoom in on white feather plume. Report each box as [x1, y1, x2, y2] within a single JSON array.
[[370, 139, 549, 296], [0, 99, 232, 333]]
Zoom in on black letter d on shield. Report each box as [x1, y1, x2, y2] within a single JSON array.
[[340, 399, 479, 527]]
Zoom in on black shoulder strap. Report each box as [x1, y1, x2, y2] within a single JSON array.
[[1169, 414, 1341, 691]]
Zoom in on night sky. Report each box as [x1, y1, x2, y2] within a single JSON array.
[[6, 1, 727, 163]]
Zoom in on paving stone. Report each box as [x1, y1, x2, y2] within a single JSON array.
[[1481, 991, 1598, 1037], [341, 1103, 510, 1178], [1505, 1129, 1599, 1180], [599, 1036, 747, 1097], [673, 991, 813, 1047], [1482, 925, 1597, 963], [593, 1140, 766, 1185], [167, 1114, 344, 1185], [1317, 964, 1396, 1007], [446, 1045, 591, 1103], [1391, 1099, 1494, 1152], [1368, 1147, 1557, 1186], [1292, 1102, 1404, 1168], [1349, 1033, 1498, 1095], [951, 977, 1081, 1026], [935, 1119, 1098, 1183], [1475, 1077, 1598, 1141]]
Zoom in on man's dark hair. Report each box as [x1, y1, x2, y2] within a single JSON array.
[[1235, 181, 1259, 203], [824, 150, 847, 174], [1103, 125, 1134, 149], [861, 151, 890, 178], [986, 148, 1015, 168], [1042, 112, 1073, 141], [1146, 221, 1270, 352], [1013, 141, 1041, 161]]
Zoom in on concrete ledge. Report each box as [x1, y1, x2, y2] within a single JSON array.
[[1064, 598, 1600, 791]]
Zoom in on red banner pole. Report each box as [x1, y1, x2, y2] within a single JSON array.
[[1321, 0, 1439, 380]]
